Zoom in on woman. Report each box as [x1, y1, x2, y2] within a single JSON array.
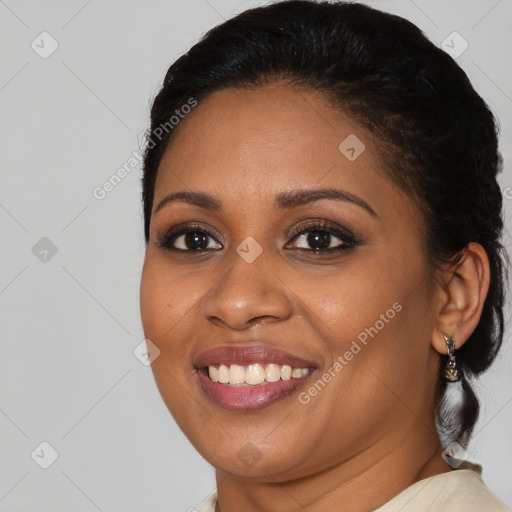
[[139, 1, 508, 510]]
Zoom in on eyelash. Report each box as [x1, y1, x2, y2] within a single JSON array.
[[287, 220, 357, 252], [157, 220, 358, 255]]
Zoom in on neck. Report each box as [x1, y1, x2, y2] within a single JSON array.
[[214, 424, 450, 512]]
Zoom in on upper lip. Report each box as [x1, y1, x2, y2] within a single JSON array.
[[194, 343, 317, 369]]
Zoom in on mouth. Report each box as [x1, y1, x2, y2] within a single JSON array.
[[194, 344, 317, 410], [206, 362, 310, 384]]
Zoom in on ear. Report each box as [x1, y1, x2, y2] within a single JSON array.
[[431, 242, 491, 355]]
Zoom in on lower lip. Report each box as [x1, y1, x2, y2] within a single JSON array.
[[197, 369, 313, 411]]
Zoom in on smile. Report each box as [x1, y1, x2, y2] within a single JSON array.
[[207, 363, 310, 386], [194, 344, 317, 410]]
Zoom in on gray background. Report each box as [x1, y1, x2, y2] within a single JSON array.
[[0, 0, 511, 510]]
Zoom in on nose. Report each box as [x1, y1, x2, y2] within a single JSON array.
[[201, 251, 293, 331]]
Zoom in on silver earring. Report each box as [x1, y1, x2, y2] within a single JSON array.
[[443, 334, 462, 382]]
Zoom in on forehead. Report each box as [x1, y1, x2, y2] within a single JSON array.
[[153, 84, 408, 217]]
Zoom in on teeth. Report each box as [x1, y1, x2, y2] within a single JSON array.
[[229, 364, 245, 385], [246, 364, 265, 385], [281, 365, 292, 380], [209, 365, 219, 382], [218, 364, 229, 384], [264, 364, 281, 382], [207, 363, 310, 386]]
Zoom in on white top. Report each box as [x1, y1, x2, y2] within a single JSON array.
[[198, 469, 509, 511]]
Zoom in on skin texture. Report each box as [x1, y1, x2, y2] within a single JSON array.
[[139, 84, 490, 511]]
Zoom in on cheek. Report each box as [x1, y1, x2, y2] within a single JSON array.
[[295, 246, 432, 373], [139, 256, 201, 422], [140, 254, 201, 344], [293, 273, 433, 442], [288, 259, 403, 341], [140, 262, 169, 343]]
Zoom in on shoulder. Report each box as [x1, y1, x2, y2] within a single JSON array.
[[375, 469, 509, 512], [198, 490, 217, 512], [197, 470, 508, 512]]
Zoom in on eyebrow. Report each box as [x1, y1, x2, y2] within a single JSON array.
[[154, 188, 377, 217], [275, 188, 377, 216], [155, 191, 222, 213]]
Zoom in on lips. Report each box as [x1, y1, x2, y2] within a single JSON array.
[[194, 344, 317, 411], [194, 344, 316, 368]]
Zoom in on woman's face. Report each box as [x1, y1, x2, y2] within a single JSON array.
[[140, 84, 440, 480]]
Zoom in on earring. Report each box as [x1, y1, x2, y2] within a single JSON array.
[[443, 334, 462, 382]]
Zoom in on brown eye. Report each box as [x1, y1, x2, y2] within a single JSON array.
[[307, 231, 334, 250], [179, 231, 210, 250], [158, 225, 222, 252], [286, 222, 356, 252]]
